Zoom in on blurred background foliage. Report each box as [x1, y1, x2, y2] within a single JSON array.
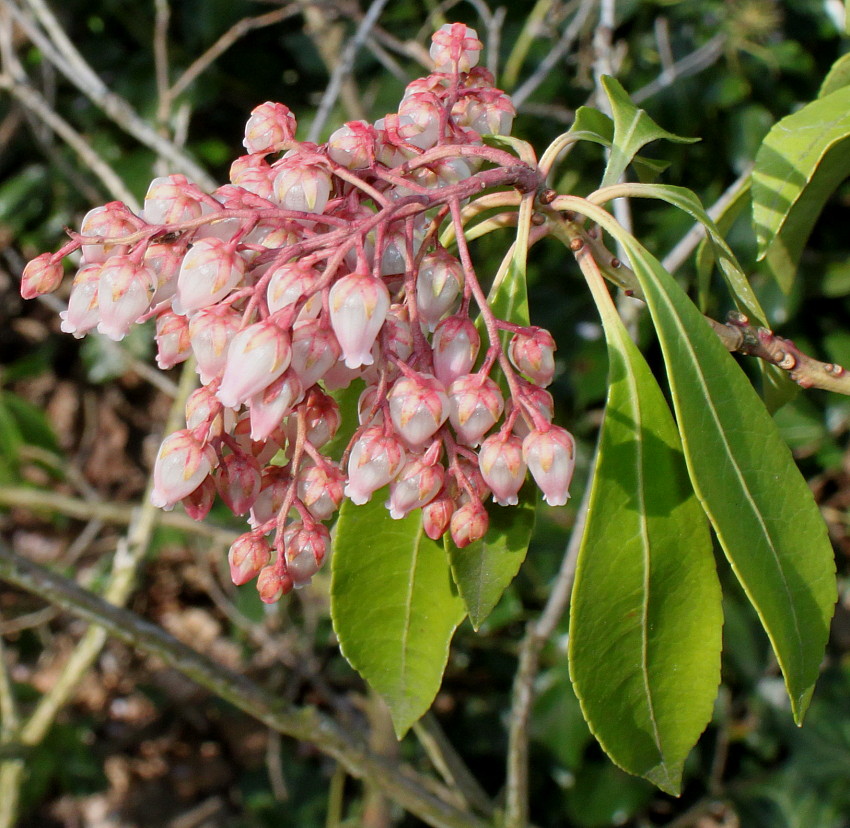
[[2, 0, 850, 826]]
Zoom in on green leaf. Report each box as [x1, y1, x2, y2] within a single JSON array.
[[570, 266, 721, 794], [446, 482, 536, 630], [752, 87, 850, 293], [593, 182, 765, 324], [559, 199, 836, 721], [818, 53, 850, 98], [599, 76, 698, 188], [331, 495, 466, 737]]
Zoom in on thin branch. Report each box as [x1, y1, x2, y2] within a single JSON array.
[[10, 0, 215, 187], [631, 33, 726, 105], [169, 5, 299, 102], [0, 544, 491, 828], [307, 0, 392, 143], [153, 0, 172, 130], [503, 471, 589, 828], [511, 0, 595, 108], [546, 204, 850, 395], [0, 485, 237, 546]]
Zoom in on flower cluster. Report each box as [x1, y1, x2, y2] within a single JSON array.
[[21, 24, 575, 602]]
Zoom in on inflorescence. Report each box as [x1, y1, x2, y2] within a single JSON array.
[[21, 24, 576, 602]]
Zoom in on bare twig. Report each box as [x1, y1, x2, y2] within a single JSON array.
[[511, 0, 595, 108], [631, 33, 726, 105], [10, 0, 215, 187], [0, 544, 491, 828], [169, 5, 300, 102], [307, 0, 393, 143], [504, 475, 589, 828]]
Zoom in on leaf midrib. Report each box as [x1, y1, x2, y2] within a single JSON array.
[[652, 287, 805, 672]]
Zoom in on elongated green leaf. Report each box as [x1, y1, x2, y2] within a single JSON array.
[[558, 198, 836, 720], [600, 76, 697, 188], [331, 495, 466, 737], [752, 87, 850, 292], [591, 211, 833, 719], [570, 267, 721, 795], [446, 483, 536, 630]]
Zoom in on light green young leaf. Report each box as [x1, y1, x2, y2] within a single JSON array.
[[557, 198, 836, 721], [331, 496, 466, 737], [599, 76, 698, 188], [446, 483, 536, 630], [752, 86, 850, 293], [570, 261, 721, 795]]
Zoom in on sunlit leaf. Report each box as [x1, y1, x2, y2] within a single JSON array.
[[570, 264, 721, 794], [331, 495, 466, 737], [752, 87, 850, 292], [599, 76, 697, 188], [446, 483, 536, 630]]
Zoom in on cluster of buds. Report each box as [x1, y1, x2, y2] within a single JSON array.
[[21, 24, 576, 602]]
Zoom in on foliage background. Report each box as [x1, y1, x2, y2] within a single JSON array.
[[2, 0, 850, 826]]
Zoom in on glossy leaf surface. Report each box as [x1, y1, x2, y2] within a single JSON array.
[[446, 483, 536, 630], [570, 261, 721, 794], [558, 198, 836, 721], [331, 495, 466, 737], [752, 87, 850, 292]]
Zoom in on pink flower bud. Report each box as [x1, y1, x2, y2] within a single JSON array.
[[230, 155, 275, 199], [398, 94, 443, 150], [286, 389, 342, 450], [386, 456, 445, 519], [266, 261, 321, 318], [362, 304, 413, 384], [151, 429, 215, 510], [188, 305, 242, 385], [96, 256, 155, 341], [256, 565, 293, 603], [143, 174, 203, 225], [522, 426, 575, 507], [430, 23, 482, 73], [181, 475, 216, 521], [422, 491, 455, 540], [345, 426, 406, 505], [59, 264, 102, 338], [249, 466, 291, 530], [228, 532, 272, 585], [272, 160, 331, 213], [248, 369, 303, 442], [79, 203, 136, 263], [478, 433, 526, 506], [21, 253, 64, 299], [243, 102, 297, 153], [296, 461, 345, 521], [450, 500, 489, 548], [185, 386, 226, 438], [329, 272, 390, 369], [508, 327, 557, 387], [327, 121, 376, 170], [417, 250, 464, 330], [432, 315, 480, 387], [508, 385, 554, 437], [145, 242, 185, 305], [174, 238, 246, 316], [283, 521, 330, 587], [232, 412, 281, 466], [388, 372, 449, 448], [453, 90, 516, 136], [155, 310, 192, 370], [448, 374, 504, 446], [216, 452, 262, 515], [290, 319, 341, 388], [217, 318, 292, 409]]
